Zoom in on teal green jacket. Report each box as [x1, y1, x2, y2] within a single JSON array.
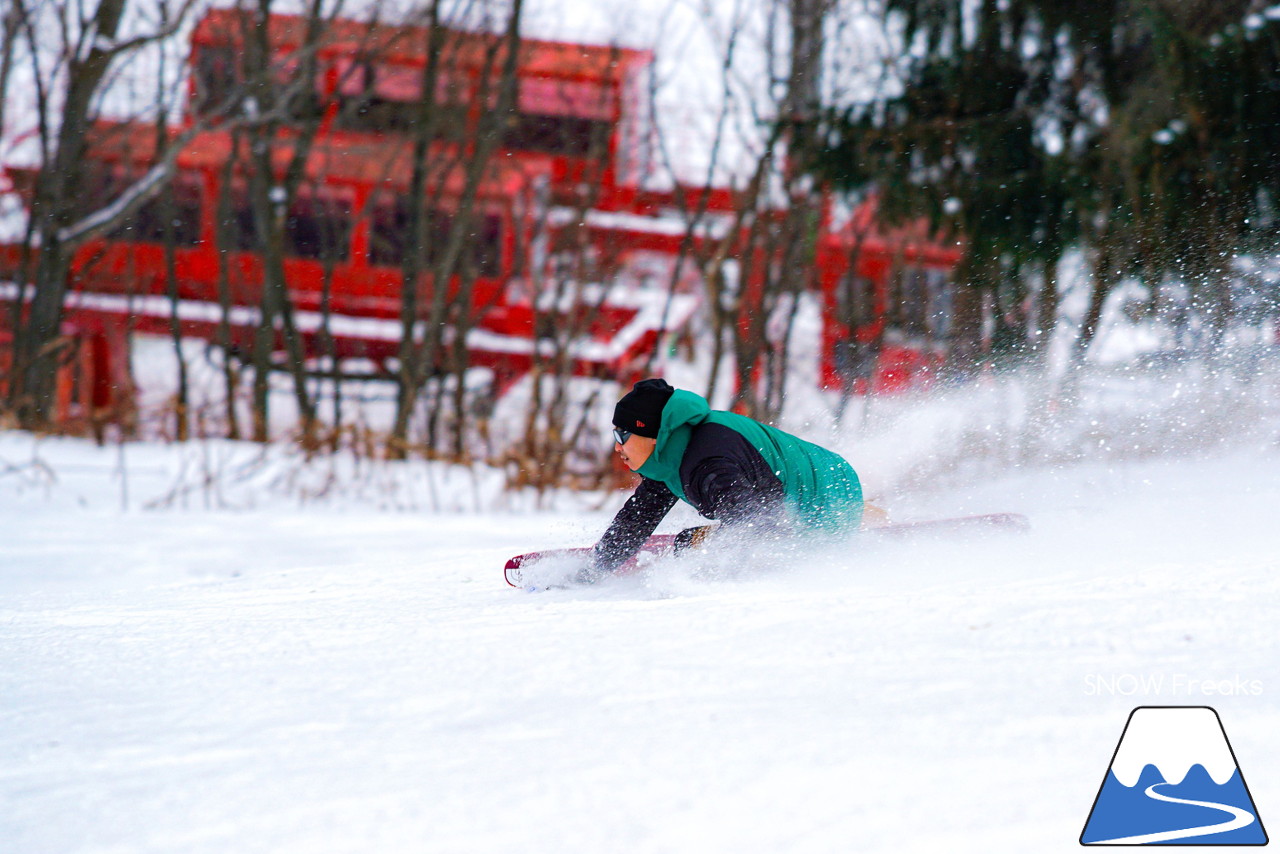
[[636, 390, 863, 532]]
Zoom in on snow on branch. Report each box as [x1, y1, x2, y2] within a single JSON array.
[[55, 144, 180, 245]]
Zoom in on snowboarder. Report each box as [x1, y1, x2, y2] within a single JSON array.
[[590, 378, 864, 577]]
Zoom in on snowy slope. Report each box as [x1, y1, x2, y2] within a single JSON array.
[[3, 435, 1279, 853]]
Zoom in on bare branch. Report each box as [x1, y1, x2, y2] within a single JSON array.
[[90, 0, 202, 58]]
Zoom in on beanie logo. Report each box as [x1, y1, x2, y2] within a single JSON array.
[[636, 420, 645, 428]]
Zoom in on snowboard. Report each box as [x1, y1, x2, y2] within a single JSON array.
[[504, 512, 1029, 589]]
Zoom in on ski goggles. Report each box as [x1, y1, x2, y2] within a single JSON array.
[[612, 428, 633, 445]]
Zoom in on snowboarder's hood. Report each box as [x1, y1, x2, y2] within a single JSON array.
[[635, 389, 710, 494]]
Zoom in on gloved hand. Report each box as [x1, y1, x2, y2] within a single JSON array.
[[673, 524, 717, 553]]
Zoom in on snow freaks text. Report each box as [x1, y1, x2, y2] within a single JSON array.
[[1085, 674, 1264, 698]]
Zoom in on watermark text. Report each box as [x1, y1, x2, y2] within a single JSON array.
[[1084, 673, 1263, 697]]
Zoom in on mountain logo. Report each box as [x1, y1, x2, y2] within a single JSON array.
[[1081, 706, 1268, 845]]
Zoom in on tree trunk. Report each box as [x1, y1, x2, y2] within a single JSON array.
[[1030, 253, 1061, 366], [944, 254, 988, 379], [12, 0, 131, 429], [389, 0, 456, 458], [161, 182, 190, 441], [240, 0, 331, 448], [155, 46, 189, 442], [215, 148, 243, 441], [390, 0, 525, 458], [1063, 236, 1120, 396], [0, 2, 19, 144]]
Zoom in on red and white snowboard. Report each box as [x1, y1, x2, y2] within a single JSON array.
[[504, 512, 1029, 589]]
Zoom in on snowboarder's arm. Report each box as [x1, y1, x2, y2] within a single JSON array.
[[683, 455, 787, 529], [680, 423, 787, 530], [592, 477, 678, 574]]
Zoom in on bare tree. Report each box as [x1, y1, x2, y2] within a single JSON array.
[[711, 0, 835, 421], [643, 0, 835, 422], [0, 1, 19, 145], [226, 0, 345, 448], [387, 0, 525, 460], [212, 141, 245, 440], [153, 0, 190, 441], [387, 0, 471, 459], [505, 74, 620, 495], [2, 0, 370, 436], [5, 0, 197, 429]]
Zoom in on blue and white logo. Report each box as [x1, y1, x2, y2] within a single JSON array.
[[1081, 706, 1267, 845]]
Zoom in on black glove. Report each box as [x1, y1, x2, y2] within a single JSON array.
[[673, 524, 716, 553]]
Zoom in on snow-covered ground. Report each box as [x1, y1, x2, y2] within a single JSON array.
[[3, 426, 1279, 853]]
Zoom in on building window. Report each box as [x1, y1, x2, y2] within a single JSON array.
[[369, 200, 450, 268], [334, 98, 467, 137], [217, 202, 260, 252], [193, 44, 322, 121], [926, 269, 952, 341], [889, 265, 951, 341], [138, 192, 203, 247], [834, 271, 876, 328], [193, 45, 238, 115], [468, 213, 503, 277], [285, 197, 353, 262], [332, 59, 468, 136], [283, 86, 326, 124], [111, 184, 203, 247], [502, 112, 610, 157], [370, 198, 502, 277], [212, 195, 354, 259], [899, 267, 929, 336], [335, 96, 418, 133], [369, 199, 408, 267]]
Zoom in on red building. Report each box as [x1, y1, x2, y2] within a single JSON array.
[[1, 9, 960, 427], [818, 200, 963, 394]]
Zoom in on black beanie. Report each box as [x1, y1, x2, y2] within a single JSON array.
[[613, 378, 674, 438]]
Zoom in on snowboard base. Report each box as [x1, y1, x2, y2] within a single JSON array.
[[504, 512, 1029, 588]]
